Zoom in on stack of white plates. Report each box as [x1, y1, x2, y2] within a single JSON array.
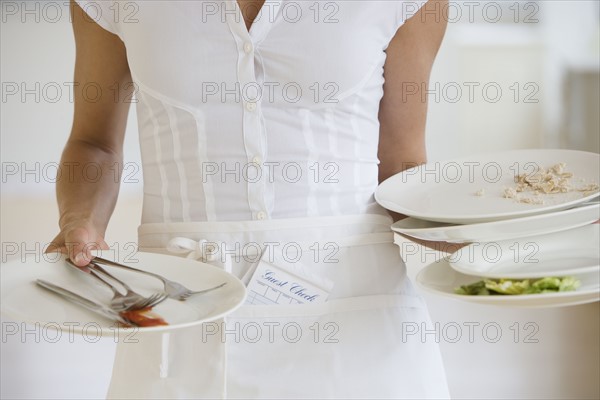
[[375, 149, 600, 307]]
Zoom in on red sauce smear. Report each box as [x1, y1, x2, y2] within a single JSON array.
[[119, 307, 168, 327]]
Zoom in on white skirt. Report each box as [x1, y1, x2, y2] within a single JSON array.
[[107, 214, 450, 399]]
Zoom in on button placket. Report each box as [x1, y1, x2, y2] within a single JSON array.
[[225, 0, 279, 221], [240, 55, 266, 220]]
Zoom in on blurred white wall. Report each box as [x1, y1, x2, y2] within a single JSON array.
[[0, 1, 142, 196], [2, 1, 599, 399], [425, 0, 600, 161]]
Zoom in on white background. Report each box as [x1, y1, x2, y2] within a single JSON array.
[[2, 1, 599, 398]]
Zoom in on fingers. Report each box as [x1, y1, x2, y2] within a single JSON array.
[[64, 227, 97, 266], [45, 225, 109, 267]]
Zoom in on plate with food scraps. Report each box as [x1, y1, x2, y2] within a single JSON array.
[[0, 252, 246, 335], [375, 149, 600, 224], [448, 224, 600, 279], [416, 257, 599, 308], [391, 200, 599, 243]]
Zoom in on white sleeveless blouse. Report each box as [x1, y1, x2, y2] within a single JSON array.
[[75, 0, 426, 223]]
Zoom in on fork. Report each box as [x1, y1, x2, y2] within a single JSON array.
[[66, 258, 168, 311], [92, 256, 227, 301], [36, 279, 133, 326]]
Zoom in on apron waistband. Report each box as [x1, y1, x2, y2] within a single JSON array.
[[138, 213, 393, 236], [137, 213, 396, 273], [140, 232, 395, 271]]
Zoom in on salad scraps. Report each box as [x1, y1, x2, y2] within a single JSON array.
[[455, 276, 580, 296]]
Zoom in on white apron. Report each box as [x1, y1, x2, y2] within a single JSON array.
[[107, 214, 450, 399]]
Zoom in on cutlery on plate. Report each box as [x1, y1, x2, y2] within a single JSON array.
[[66, 258, 168, 311], [35, 279, 134, 326], [91, 256, 227, 301]]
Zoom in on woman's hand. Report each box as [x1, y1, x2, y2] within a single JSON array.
[[46, 220, 109, 266], [390, 211, 469, 252]]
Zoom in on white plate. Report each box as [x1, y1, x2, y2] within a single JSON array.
[[0, 252, 247, 335], [375, 149, 600, 223], [416, 258, 600, 308], [391, 202, 599, 243], [448, 224, 600, 279]]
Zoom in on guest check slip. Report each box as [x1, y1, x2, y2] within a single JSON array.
[[244, 257, 334, 305]]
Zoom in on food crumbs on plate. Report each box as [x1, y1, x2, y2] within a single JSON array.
[[503, 187, 517, 199], [474, 189, 485, 197], [503, 163, 599, 205], [120, 307, 169, 327]]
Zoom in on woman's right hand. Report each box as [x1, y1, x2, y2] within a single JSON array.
[[46, 220, 109, 267]]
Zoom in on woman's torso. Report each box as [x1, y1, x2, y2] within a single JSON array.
[[83, 0, 419, 222]]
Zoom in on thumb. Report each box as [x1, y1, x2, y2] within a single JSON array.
[[64, 227, 100, 266]]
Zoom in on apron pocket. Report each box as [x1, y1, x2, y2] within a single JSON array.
[[224, 294, 447, 399]]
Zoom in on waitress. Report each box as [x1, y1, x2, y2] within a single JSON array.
[[49, 0, 450, 397]]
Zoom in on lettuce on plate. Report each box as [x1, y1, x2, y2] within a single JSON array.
[[455, 276, 580, 296]]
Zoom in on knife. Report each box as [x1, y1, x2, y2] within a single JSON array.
[[35, 279, 133, 326]]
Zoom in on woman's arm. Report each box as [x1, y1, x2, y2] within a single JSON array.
[[47, 0, 134, 266], [378, 1, 463, 252], [378, 0, 447, 186]]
